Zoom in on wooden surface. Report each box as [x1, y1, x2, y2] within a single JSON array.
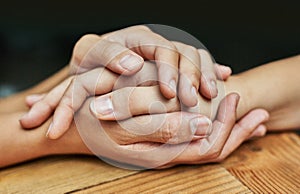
[[0, 132, 299, 193]]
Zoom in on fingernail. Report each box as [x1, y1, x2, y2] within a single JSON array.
[[119, 54, 143, 71], [90, 96, 114, 117], [222, 66, 232, 74], [26, 94, 43, 102], [190, 117, 212, 136], [169, 79, 177, 94], [210, 80, 216, 89], [20, 113, 29, 121], [46, 122, 53, 138], [209, 80, 218, 96], [191, 86, 198, 102]]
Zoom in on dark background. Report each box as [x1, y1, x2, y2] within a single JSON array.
[[1, 0, 300, 96]]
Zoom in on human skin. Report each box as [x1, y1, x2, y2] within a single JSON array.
[[0, 63, 268, 168], [2, 55, 299, 168], [0, 67, 91, 168], [20, 26, 222, 139], [101, 54, 300, 131]]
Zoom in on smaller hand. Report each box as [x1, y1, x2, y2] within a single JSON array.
[[20, 50, 230, 139]]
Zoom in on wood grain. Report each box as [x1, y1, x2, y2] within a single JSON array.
[[0, 132, 299, 193], [223, 133, 300, 193], [0, 156, 138, 194], [75, 165, 251, 194]]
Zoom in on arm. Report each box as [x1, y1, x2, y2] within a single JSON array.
[[0, 111, 90, 168], [227, 55, 300, 130]]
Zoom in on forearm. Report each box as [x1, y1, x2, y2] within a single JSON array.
[[225, 55, 300, 130], [0, 111, 90, 168]]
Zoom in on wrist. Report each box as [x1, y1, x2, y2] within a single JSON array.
[[42, 121, 92, 156], [224, 75, 252, 120]]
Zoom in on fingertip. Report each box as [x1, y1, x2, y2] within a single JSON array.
[[25, 94, 44, 107], [45, 122, 53, 138], [89, 98, 115, 120], [46, 123, 66, 140], [231, 92, 240, 108], [19, 116, 29, 129], [200, 76, 218, 99], [159, 81, 177, 99], [19, 111, 38, 129], [215, 64, 232, 80], [209, 80, 218, 98], [249, 125, 267, 139], [119, 53, 144, 75], [180, 85, 198, 107]]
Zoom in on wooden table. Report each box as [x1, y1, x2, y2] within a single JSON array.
[[1, 132, 299, 193]]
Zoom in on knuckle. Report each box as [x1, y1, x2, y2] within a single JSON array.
[[72, 34, 99, 65], [184, 45, 198, 54], [78, 34, 99, 44], [167, 42, 178, 52], [161, 116, 180, 143], [134, 25, 151, 31], [126, 25, 151, 32], [157, 40, 177, 53], [116, 136, 134, 145], [198, 48, 210, 56], [74, 34, 99, 54]]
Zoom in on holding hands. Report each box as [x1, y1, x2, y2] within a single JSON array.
[[19, 25, 268, 168]]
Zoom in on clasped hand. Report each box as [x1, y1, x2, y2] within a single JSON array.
[[19, 25, 268, 168]]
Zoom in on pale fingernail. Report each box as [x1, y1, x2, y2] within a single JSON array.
[[209, 80, 218, 96], [90, 96, 114, 117], [20, 108, 33, 120], [221, 66, 232, 74], [191, 86, 198, 102], [190, 117, 212, 136], [119, 54, 143, 71], [46, 122, 53, 138], [169, 79, 177, 94], [20, 113, 29, 120], [26, 94, 43, 103]]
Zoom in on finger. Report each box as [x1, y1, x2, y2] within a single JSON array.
[[110, 25, 180, 99], [25, 94, 46, 107], [47, 68, 118, 139], [216, 109, 269, 160], [215, 64, 232, 80], [105, 112, 211, 145], [168, 93, 240, 165], [172, 110, 268, 165], [72, 26, 179, 100], [19, 78, 72, 128], [70, 34, 144, 75], [113, 61, 158, 89], [90, 85, 181, 120], [198, 49, 218, 99], [173, 42, 201, 107], [247, 124, 267, 140]]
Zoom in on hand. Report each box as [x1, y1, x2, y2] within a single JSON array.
[[20, 41, 231, 139], [73, 93, 268, 169], [69, 25, 225, 100]]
